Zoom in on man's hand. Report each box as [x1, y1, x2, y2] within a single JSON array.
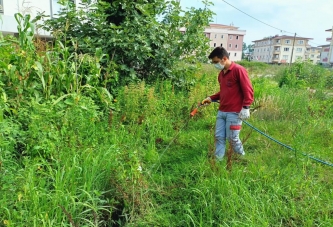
[[239, 107, 250, 120], [201, 97, 212, 105]]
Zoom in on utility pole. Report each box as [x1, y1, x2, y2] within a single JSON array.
[[50, 0, 53, 18], [289, 33, 297, 65]]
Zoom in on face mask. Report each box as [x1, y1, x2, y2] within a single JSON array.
[[214, 63, 224, 70]]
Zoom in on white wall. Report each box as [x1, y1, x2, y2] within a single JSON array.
[[0, 0, 82, 36], [321, 51, 329, 63], [3, 0, 51, 17]]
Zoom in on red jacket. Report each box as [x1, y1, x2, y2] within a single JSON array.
[[209, 62, 254, 112]]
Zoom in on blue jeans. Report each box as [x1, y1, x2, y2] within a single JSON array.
[[215, 110, 244, 160]]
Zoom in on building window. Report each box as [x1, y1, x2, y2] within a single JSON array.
[[298, 40, 304, 44], [283, 55, 288, 60], [229, 52, 230, 56], [235, 44, 238, 49], [296, 48, 302, 52], [220, 43, 223, 47], [296, 56, 302, 59], [284, 47, 290, 51], [311, 54, 314, 57], [215, 34, 217, 38], [234, 53, 237, 57], [221, 35, 224, 39], [214, 43, 216, 47], [229, 44, 232, 48], [285, 40, 291, 44], [0, 0, 3, 13], [276, 40, 280, 44], [236, 36, 239, 39], [229, 35, 233, 40]]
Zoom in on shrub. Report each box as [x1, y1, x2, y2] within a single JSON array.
[[278, 61, 331, 89]]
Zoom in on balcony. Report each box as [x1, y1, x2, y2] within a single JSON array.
[[0, 0, 3, 13], [327, 37, 332, 42]]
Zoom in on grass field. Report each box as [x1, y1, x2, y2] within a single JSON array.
[[1, 61, 333, 226]]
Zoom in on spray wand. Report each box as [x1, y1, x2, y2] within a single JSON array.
[[190, 100, 219, 117]]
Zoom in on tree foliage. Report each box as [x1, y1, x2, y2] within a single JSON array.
[[40, 0, 214, 90]]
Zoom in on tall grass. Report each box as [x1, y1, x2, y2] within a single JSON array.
[[1, 16, 333, 226], [2, 66, 333, 226]]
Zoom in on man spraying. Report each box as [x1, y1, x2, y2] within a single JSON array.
[[202, 47, 254, 161]]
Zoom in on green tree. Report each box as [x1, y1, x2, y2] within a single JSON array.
[[242, 42, 247, 59], [41, 0, 214, 91], [247, 44, 254, 54]]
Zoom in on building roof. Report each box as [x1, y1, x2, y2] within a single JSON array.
[[305, 46, 322, 51], [179, 23, 246, 35], [318, 44, 330, 47], [252, 35, 313, 42], [208, 24, 240, 30]]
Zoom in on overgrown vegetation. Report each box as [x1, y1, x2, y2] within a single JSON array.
[[39, 0, 213, 89], [278, 60, 333, 89], [1, 1, 333, 226]]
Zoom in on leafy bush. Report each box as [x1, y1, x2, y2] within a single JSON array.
[[278, 61, 331, 89], [40, 0, 214, 89], [237, 60, 269, 75]]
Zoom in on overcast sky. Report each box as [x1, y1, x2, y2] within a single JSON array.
[[179, 0, 333, 47]]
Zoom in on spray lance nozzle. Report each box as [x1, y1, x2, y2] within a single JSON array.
[[190, 100, 219, 117]]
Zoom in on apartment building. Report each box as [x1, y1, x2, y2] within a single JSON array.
[[319, 45, 330, 64], [0, 0, 80, 37], [252, 35, 312, 64], [325, 27, 333, 65], [205, 24, 246, 61], [179, 23, 246, 61], [305, 47, 321, 64]]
